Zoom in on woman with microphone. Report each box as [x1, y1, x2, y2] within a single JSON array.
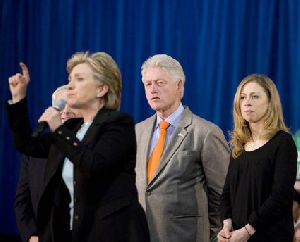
[[7, 52, 150, 242]]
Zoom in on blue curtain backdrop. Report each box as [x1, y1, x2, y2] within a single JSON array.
[[0, 0, 299, 236]]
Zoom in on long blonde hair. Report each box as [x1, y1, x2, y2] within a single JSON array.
[[231, 74, 288, 158]]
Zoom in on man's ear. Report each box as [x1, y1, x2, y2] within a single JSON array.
[[177, 79, 183, 89]]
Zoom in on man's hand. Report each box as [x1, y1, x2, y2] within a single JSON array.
[[8, 62, 30, 103]]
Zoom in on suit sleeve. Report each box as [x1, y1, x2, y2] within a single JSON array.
[[6, 98, 52, 158], [201, 126, 230, 239], [52, 112, 136, 175], [14, 155, 37, 242]]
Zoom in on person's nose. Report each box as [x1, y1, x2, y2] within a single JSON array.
[[68, 80, 74, 90], [150, 83, 158, 93], [243, 97, 252, 106]]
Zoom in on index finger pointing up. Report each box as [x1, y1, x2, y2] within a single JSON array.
[[19, 62, 30, 82]]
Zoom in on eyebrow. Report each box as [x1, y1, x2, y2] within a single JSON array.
[[241, 91, 261, 95], [144, 79, 167, 83], [68, 73, 86, 80], [71, 72, 87, 76], [73, 73, 86, 77]]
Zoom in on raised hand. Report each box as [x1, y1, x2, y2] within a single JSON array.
[[8, 62, 30, 103]]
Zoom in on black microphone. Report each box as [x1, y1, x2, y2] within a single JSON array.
[[31, 99, 66, 138]]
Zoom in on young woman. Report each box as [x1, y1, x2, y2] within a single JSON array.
[[218, 74, 297, 242]]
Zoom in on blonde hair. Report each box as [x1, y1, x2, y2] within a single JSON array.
[[141, 54, 185, 98], [67, 51, 122, 110], [231, 74, 288, 158]]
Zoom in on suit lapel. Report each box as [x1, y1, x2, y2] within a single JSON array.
[[147, 108, 193, 189], [139, 115, 156, 188]]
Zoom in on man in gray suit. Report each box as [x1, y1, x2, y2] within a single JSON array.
[[135, 54, 230, 242]]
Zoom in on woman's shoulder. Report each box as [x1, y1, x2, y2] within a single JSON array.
[[271, 130, 297, 153], [108, 110, 133, 119], [273, 130, 294, 143], [235, 130, 295, 159], [98, 109, 134, 125]]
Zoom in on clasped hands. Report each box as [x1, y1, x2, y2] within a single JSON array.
[[217, 219, 253, 242], [218, 227, 249, 242]]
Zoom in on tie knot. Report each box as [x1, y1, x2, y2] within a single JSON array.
[[159, 121, 170, 130]]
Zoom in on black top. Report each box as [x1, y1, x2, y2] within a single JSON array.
[[220, 130, 297, 241]]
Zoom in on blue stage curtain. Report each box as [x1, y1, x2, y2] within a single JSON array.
[[1, 0, 299, 235]]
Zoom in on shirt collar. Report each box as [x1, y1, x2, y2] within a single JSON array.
[[155, 103, 184, 129]]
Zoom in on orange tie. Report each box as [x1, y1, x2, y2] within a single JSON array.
[[147, 121, 170, 183]]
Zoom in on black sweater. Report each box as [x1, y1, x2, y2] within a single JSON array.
[[220, 131, 297, 242]]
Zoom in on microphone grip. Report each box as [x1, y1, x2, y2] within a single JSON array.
[[31, 122, 48, 138], [31, 99, 66, 138]]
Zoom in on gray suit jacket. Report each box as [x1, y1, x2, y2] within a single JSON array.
[[135, 107, 230, 242]]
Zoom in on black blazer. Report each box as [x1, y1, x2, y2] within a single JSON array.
[[15, 155, 47, 242], [7, 98, 149, 242]]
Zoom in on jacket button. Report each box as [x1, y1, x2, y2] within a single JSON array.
[[66, 136, 70, 140], [73, 180, 76, 185], [74, 215, 79, 220], [57, 130, 62, 135], [73, 142, 78, 146]]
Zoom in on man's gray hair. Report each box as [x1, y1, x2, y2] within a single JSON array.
[[52, 85, 68, 106], [141, 54, 185, 98]]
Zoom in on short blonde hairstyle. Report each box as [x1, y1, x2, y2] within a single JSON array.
[[141, 54, 185, 98], [67, 51, 122, 110], [231, 74, 288, 158]]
